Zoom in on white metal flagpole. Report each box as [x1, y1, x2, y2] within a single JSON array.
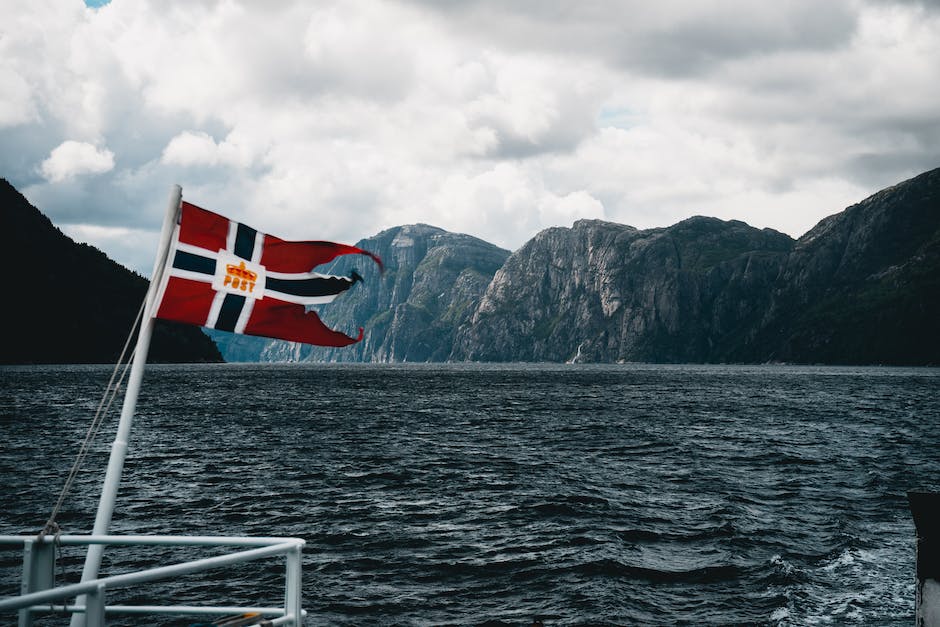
[[70, 185, 182, 627]]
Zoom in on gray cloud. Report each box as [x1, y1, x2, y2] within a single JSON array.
[[401, 0, 858, 76], [867, 0, 940, 9], [0, 124, 62, 188], [2, 0, 938, 273], [471, 86, 600, 159]]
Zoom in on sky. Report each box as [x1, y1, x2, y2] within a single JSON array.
[[2, 0, 939, 275]]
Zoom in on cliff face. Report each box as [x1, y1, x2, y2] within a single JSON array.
[[451, 217, 794, 363], [0, 179, 222, 364], [745, 167, 940, 364], [211, 224, 511, 363], [453, 167, 940, 365], [311, 224, 510, 362]]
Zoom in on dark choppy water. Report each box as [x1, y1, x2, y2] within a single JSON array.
[[1, 363, 939, 625]]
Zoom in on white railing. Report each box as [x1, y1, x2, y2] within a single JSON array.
[[0, 534, 306, 627]]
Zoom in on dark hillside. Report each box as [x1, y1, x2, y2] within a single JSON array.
[[0, 179, 222, 364], [743, 167, 940, 365]]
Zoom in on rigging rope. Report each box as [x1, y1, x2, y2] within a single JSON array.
[[39, 294, 148, 540]]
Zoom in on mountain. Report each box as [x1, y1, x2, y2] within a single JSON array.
[[451, 217, 795, 363], [743, 167, 940, 364], [453, 168, 939, 365], [153, 167, 940, 366], [0, 179, 222, 364], [209, 224, 510, 363]]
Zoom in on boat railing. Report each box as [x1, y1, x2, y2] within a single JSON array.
[[0, 534, 306, 627]]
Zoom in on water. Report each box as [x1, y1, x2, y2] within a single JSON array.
[[1, 363, 939, 625]]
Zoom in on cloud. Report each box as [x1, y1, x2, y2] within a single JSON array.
[[404, 0, 859, 76], [2, 0, 939, 274], [0, 66, 35, 127], [161, 131, 253, 168], [161, 132, 223, 166], [40, 141, 115, 182], [464, 53, 602, 158]]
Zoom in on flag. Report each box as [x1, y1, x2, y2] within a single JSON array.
[[153, 201, 382, 347]]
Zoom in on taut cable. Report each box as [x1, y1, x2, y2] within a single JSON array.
[[39, 295, 147, 540]]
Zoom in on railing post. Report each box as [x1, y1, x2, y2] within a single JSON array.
[[909, 492, 940, 627], [284, 544, 303, 626], [19, 539, 55, 627], [18, 541, 34, 627], [84, 584, 105, 627]]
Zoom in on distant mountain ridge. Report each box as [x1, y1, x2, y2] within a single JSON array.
[[456, 169, 939, 365], [6, 168, 938, 366], [216, 167, 939, 366], [210, 223, 511, 362], [0, 179, 222, 364]]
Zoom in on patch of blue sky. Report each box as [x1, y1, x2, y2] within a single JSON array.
[[85, 0, 111, 8], [597, 106, 643, 130]]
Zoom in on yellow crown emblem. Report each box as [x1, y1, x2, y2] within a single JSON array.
[[226, 261, 258, 282], [222, 260, 259, 294]]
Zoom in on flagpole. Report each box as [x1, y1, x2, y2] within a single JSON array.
[[70, 185, 182, 627]]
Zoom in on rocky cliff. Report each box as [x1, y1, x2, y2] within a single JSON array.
[[211, 224, 510, 363], [743, 167, 940, 364], [453, 167, 939, 365], [311, 224, 510, 362], [451, 217, 794, 362], [0, 179, 222, 364]]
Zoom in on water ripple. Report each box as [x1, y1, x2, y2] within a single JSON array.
[[1, 363, 938, 625]]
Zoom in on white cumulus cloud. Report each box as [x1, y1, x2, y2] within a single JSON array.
[[161, 131, 253, 168], [40, 140, 115, 182]]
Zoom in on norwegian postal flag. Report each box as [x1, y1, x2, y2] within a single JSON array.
[[154, 201, 381, 347]]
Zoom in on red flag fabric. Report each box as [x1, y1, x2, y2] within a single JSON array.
[[153, 201, 381, 347]]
